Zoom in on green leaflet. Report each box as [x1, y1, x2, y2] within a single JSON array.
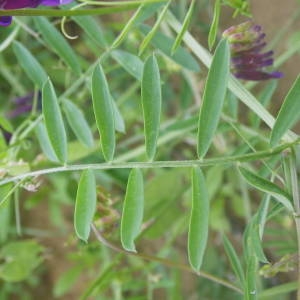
[[197, 38, 230, 158], [239, 167, 294, 212], [141, 54, 162, 160], [13, 41, 47, 88], [270, 75, 300, 146], [91, 64, 115, 162], [171, 0, 196, 54], [111, 50, 144, 81], [42, 79, 68, 163], [188, 167, 209, 271], [139, 24, 200, 72], [74, 169, 97, 242], [208, 0, 221, 50], [121, 169, 144, 252], [34, 17, 81, 74], [223, 235, 245, 288], [63, 99, 94, 148]]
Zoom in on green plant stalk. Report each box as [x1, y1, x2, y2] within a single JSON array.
[[14, 188, 22, 236], [287, 149, 300, 299], [90, 224, 243, 294], [1, 140, 299, 187], [0, 0, 166, 16]]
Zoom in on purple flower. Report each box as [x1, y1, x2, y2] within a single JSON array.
[[223, 21, 283, 81], [0, 0, 73, 26]]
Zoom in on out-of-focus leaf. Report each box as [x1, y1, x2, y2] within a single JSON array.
[[54, 266, 82, 297], [208, 0, 221, 50], [139, 24, 200, 72], [245, 255, 257, 300], [111, 96, 126, 133], [239, 167, 293, 212], [0, 240, 44, 282], [171, 0, 196, 54], [223, 235, 245, 287], [34, 17, 81, 74], [13, 41, 47, 88], [63, 99, 94, 148], [139, 0, 172, 55], [72, 16, 106, 47], [270, 75, 300, 146], [35, 121, 58, 162], [111, 50, 143, 81], [0, 184, 12, 243]]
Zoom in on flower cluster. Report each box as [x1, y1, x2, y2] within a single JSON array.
[[0, 0, 73, 26], [223, 21, 283, 81]]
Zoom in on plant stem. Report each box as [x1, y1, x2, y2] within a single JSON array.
[[0, 0, 166, 17], [1, 140, 299, 187], [91, 224, 243, 294]]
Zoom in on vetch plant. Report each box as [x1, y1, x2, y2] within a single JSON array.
[[1, 0, 300, 299]]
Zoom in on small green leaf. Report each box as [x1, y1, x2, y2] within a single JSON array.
[[171, 0, 195, 54], [141, 54, 162, 160], [188, 167, 209, 271], [239, 166, 294, 212], [42, 79, 68, 163], [197, 38, 230, 158], [208, 0, 221, 50], [74, 169, 96, 242], [91, 64, 115, 162], [111, 50, 144, 81], [63, 99, 94, 148], [13, 41, 47, 88], [121, 169, 144, 252], [139, 24, 200, 72], [270, 75, 300, 146], [72, 16, 107, 47], [223, 235, 245, 287], [35, 121, 58, 162], [34, 17, 81, 74]]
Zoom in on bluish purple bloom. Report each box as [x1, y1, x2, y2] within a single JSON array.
[[0, 0, 73, 26], [223, 21, 283, 81]]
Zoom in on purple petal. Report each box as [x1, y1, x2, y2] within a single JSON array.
[[7, 104, 33, 118], [40, 0, 73, 5], [0, 16, 12, 26], [1, 0, 42, 9]]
